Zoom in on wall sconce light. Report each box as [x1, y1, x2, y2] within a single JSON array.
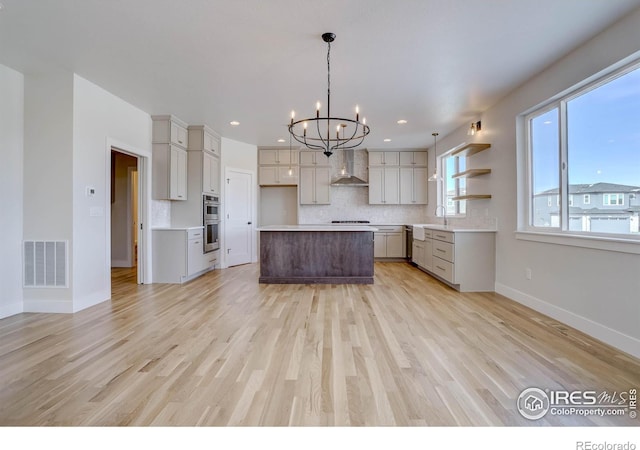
[[467, 121, 481, 136]]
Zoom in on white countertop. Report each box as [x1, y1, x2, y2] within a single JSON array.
[[152, 226, 204, 231], [418, 224, 496, 232], [259, 225, 378, 232]]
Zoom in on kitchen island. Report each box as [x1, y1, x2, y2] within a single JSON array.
[[258, 225, 377, 284]]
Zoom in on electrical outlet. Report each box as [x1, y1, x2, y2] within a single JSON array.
[[525, 268, 532, 280]]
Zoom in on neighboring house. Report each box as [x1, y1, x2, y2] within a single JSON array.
[[533, 183, 640, 233]]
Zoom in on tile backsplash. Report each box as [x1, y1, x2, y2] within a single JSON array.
[[151, 200, 171, 228]]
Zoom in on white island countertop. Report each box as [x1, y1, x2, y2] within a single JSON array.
[[259, 225, 378, 232]]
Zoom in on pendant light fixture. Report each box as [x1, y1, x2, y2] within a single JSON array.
[[288, 32, 370, 158], [428, 132, 439, 181]]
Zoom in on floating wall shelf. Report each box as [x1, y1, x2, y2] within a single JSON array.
[[451, 168, 492, 179], [452, 194, 492, 201], [451, 143, 491, 157]]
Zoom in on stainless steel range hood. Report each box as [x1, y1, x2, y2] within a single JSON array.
[[331, 149, 368, 186]]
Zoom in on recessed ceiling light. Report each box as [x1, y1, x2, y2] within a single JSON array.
[[277, 138, 286, 143], [384, 138, 391, 142], [230, 121, 240, 126], [397, 119, 407, 124]]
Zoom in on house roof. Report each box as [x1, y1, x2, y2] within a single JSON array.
[[535, 183, 640, 196]]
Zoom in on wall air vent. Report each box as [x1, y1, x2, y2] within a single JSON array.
[[23, 241, 68, 288]]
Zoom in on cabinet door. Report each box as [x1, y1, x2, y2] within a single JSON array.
[[374, 233, 387, 257], [383, 152, 399, 165], [187, 237, 204, 276], [412, 240, 424, 266], [277, 149, 298, 166], [368, 167, 384, 204], [422, 239, 433, 271], [299, 167, 315, 204], [259, 149, 279, 165], [413, 167, 428, 204], [204, 131, 221, 157], [299, 151, 325, 165], [368, 152, 384, 166], [203, 152, 218, 193], [386, 233, 404, 257], [399, 152, 414, 166], [259, 166, 279, 185], [170, 146, 188, 200], [400, 167, 414, 204], [209, 154, 220, 195], [171, 122, 188, 149], [314, 167, 331, 204], [400, 167, 428, 204], [412, 152, 427, 166], [383, 167, 400, 204]]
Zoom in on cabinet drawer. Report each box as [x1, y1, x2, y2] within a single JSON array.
[[373, 225, 403, 233], [431, 230, 454, 243], [422, 228, 433, 239], [187, 228, 204, 239], [432, 256, 455, 283], [432, 240, 454, 263]]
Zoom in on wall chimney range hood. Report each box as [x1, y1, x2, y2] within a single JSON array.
[[331, 149, 368, 186]]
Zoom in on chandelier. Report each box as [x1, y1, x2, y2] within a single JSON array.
[[288, 32, 370, 158]]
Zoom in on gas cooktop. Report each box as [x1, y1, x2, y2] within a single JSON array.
[[331, 220, 370, 224]]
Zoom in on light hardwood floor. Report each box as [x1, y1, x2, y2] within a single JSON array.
[[0, 262, 638, 426]]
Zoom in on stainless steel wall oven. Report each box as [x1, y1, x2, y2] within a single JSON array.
[[203, 195, 220, 253]]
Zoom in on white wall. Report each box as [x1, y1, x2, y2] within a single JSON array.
[[221, 137, 258, 265], [23, 69, 75, 312], [429, 9, 640, 357], [72, 75, 152, 311], [0, 64, 24, 319]]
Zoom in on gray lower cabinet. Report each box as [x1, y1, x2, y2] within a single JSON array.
[[413, 226, 495, 292], [152, 228, 216, 283], [373, 225, 405, 258]]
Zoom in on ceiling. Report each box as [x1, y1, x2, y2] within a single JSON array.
[[1, 0, 639, 149]]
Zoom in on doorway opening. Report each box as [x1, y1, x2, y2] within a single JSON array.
[[110, 149, 140, 284]]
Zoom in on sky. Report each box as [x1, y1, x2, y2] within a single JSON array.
[[531, 64, 640, 193]]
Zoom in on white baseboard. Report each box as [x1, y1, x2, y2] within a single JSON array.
[[0, 301, 24, 319], [495, 282, 640, 359], [73, 290, 110, 312], [23, 300, 74, 313]]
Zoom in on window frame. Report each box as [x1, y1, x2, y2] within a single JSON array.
[[438, 151, 466, 217], [521, 58, 640, 244]]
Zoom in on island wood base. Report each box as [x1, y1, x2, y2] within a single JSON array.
[[259, 230, 375, 284]]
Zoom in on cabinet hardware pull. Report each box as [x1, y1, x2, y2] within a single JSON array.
[[194, 241, 200, 244], [436, 265, 445, 271], [436, 248, 445, 252]]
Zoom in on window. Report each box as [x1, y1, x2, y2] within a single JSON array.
[[603, 193, 624, 206], [525, 62, 640, 236], [439, 152, 466, 216]]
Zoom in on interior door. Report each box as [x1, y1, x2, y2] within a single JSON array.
[[225, 168, 253, 267]]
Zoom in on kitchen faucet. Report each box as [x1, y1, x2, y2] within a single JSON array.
[[435, 205, 448, 226]]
